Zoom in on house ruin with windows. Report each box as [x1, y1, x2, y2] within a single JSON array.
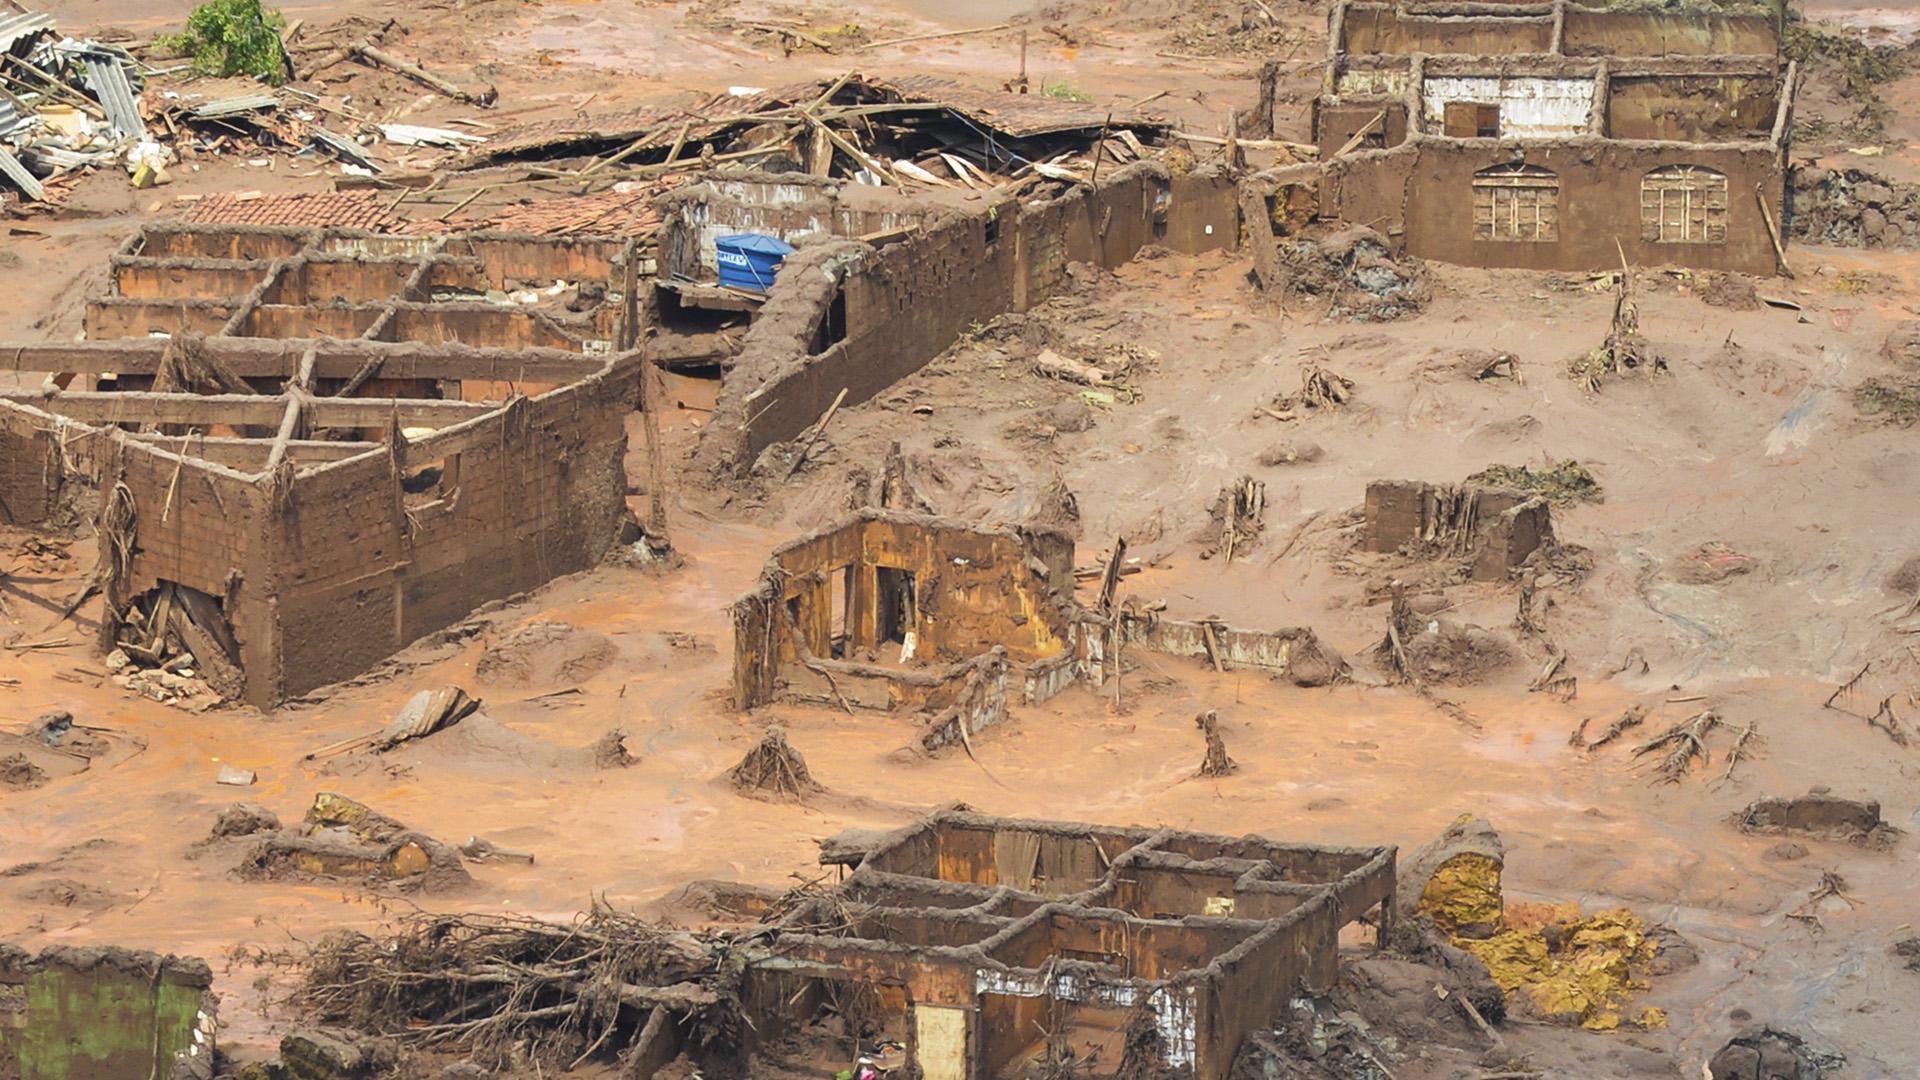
[[1277, 0, 1797, 274]]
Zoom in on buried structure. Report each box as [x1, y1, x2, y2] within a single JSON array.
[[294, 809, 1397, 1080], [747, 810, 1398, 1079], [0, 223, 646, 707], [731, 510, 1349, 748], [1256, 0, 1799, 274]]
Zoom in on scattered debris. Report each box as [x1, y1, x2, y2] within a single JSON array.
[[1854, 375, 1920, 426], [1667, 540, 1759, 584], [234, 792, 472, 893], [0, 752, 48, 790], [1194, 710, 1235, 777], [209, 803, 280, 839], [727, 725, 822, 801], [275, 1027, 399, 1080], [1822, 662, 1913, 745], [1788, 163, 1918, 249], [1527, 652, 1577, 702], [1256, 440, 1324, 467], [458, 837, 535, 865], [1204, 475, 1264, 563], [214, 765, 256, 786], [373, 686, 481, 750], [1273, 225, 1429, 321], [1466, 461, 1604, 506], [1894, 938, 1920, 973], [1708, 1026, 1847, 1079], [106, 581, 239, 708]]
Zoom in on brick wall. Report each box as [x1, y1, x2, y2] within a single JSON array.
[[0, 405, 57, 526], [699, 163, 1242, 473], [263, 358, 640, 702]]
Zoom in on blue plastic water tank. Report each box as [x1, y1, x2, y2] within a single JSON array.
[[714, 233, 796, 293]]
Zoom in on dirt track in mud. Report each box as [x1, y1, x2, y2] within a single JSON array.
[[4, 0, 1920, 1076]]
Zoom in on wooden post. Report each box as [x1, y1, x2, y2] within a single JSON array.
[[785, 387, 848, 478]]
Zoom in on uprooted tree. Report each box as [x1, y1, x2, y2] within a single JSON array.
[[1195, 710, 1236, 777], [301, 905, 749, 1074], [729, 725, 824, 800], [1570, 248, 1667, 391]]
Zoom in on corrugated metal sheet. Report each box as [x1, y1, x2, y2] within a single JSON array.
[[310, 125, 377, 170], [82, 56, 142, 139], [0, 12, 54, 55], [0, 145, 43, 201], [1423, 76, 1593, 138], [0, 97, 28, 139], [190, 93, 280, 119]]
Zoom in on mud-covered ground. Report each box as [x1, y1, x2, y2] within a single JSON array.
[[4, 0, 1920, 1077]]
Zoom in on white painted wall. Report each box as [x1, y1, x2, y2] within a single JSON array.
[[1334, 69, 1410, 100], [1422, 76, 1593, 138]]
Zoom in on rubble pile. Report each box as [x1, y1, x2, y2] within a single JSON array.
[[1789, 165, 1920, 248], [231, 792, 473, 893], [0, 13, 152, 206], [0, 7, 497, 213], [1276, 224, 1429, 321], [104, 581, 241, 709]]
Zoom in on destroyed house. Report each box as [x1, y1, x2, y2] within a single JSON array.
[[746, 810, 1398, 1079], [731, 510, 1075, 747], [731, 510, 1348, 734], [1300, 0, 1796, 274], [0, 223, 645, 707]]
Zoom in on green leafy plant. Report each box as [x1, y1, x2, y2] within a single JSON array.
[[1040, 78, 1090, 103], [163, 0, 289, 85]]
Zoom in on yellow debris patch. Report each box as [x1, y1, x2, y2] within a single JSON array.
[[1458, 907, 1662, 1030], [1418, 853, 1504, 935]]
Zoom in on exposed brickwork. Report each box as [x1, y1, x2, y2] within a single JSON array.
[[1, 223, 643, 708]]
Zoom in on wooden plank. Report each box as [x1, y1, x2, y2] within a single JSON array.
[[1, 390, 497, 427], [0, 340, 608, 382]]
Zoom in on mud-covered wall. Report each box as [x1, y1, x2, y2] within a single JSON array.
[[1337, 5, 1778, 58], [698, 163, 1241, 473], [1324, 138, 1783, 274], [0, 406, 59, 527], [0, 946, 216, 1080], [263, 359, 639, 704], [1606, 74, 1779, 140], [1342, 8, 1554, 55], [1561, 9, 1778, 56]]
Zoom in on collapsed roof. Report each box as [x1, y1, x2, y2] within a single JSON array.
[[462, 73, 1171, 183]]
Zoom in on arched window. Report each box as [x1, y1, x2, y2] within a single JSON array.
[[1472, 164, 1558, 242], [1641, 165, 1728, 244]]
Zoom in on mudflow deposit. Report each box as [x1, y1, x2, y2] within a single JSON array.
[[2, 0, 1920, 1077]]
